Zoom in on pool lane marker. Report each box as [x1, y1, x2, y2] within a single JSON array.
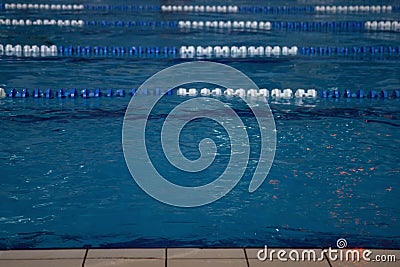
[[1, 44, 400, 58], [163, 5, 398, 13], [2, 3, 84, 10], [2, 19, 400, 32], [1, 88, 399, 100], [0, 19, 84, 27], [315, 5, 393, 13], [1, 4, 399, 13], [177, 20, 400, 32]]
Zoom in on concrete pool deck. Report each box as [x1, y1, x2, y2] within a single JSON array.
[[0, 248, 398, 267]]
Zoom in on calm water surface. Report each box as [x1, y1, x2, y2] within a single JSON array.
[[0, 0, 399, 249]]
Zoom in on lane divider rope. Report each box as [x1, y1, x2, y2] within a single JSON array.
[[1, 87, 399, 100], [315, 5, 394, 13], [0, 19, 84, 26], [1, 45, 400, 58], [2, 19, 399, 32], [1, 3, 85, 10], [177, 20, 400, 32], [161, 5, 238, 13], [1, 4, 399, 13], [364, 21, 400, 31], [163, 5, 398, 13]]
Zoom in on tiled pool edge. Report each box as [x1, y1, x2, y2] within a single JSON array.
[[0, 248, 399, 266]]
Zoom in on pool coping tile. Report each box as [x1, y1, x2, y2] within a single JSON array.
[[87, 248, 165, 259], [0, 259, 83, 267], [0, 248, 398, 266], [168, 258, 247, 267], [0, 249, 86, 260], [168, 248, 245, 259], [85, 258, 165, 267]]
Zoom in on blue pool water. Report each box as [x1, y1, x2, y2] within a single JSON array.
[[1, 0, 400, 249]]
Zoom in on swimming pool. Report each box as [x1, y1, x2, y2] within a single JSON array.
[[1, 0, 399, 249]]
